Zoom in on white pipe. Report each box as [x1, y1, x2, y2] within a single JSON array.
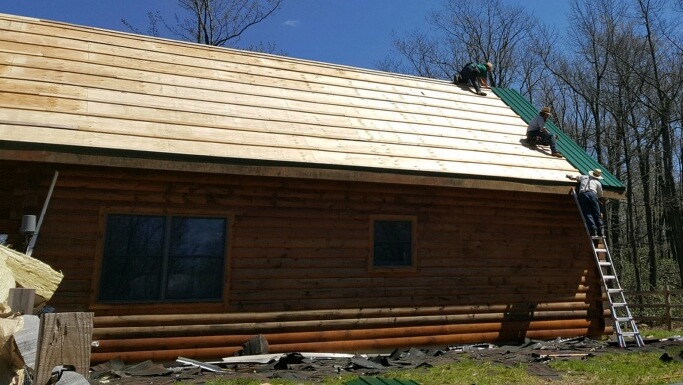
[[26, 170, 59, 256]]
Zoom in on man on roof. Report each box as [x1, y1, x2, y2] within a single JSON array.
[[526, 107, 563, 158], [454, 62, 492, 96]]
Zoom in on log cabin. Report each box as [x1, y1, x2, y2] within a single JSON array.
[[0, 13, 625, 363]]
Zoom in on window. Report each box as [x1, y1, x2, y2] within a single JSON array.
[[99, 214, 227, 302], [371, 216, 416, 270]]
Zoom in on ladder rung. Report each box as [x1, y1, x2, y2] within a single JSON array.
[[620, 332, 640, 336], [583, 214, 631, 326]]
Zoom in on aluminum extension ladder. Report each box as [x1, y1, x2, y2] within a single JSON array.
[[570, 190, 644, 347]]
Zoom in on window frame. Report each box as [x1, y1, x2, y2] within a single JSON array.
[[368, 215, 417, 273], [91, 207, 233, 309]]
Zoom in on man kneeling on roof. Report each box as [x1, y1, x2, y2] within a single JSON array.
[[454, 62, 492, 96], [526, 107, 563, 158]]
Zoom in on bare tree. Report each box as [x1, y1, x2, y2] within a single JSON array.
[[378, 0, 538, 87], [378, 29, 449, 79], [536, 0, 629, 165], [433, 0, 538, 87], [123, 0, 283, 51], [634, 0, 683, 285]]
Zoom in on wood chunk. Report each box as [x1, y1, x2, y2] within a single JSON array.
[[14, 315, 40, 369], [241, 334, 269, 356], [8, 288, 35, 315], [34, 313, 93, 385]]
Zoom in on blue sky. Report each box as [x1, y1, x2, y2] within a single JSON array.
[[0, 0, 571, 70]]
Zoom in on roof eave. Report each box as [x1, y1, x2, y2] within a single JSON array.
[[0, 146, 589, 196]]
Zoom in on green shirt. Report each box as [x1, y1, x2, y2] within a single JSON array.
[[474, 63, 488, 77]]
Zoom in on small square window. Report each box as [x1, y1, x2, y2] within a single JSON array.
[[371, 217, 416, 270]]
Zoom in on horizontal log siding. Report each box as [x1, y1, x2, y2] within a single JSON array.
[[0, 160, 605, 362], [90, 320, 601, 363]]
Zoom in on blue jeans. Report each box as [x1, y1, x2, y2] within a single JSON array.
[[579, 191, 602, 235], [527, 129, 558, 154], [459, 64, 481, 94]]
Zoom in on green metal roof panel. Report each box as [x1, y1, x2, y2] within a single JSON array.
[[492, 87, 624, 192], [345, 377, 421, 385]]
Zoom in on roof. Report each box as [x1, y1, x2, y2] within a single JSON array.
[[493, 88, 624, 192], [0, 13, 618, 195]]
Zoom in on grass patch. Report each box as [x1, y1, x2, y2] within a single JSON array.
[[195, 349, 683, 385], [549, 348, 683, 385], [197, 359, 548, 385], [371, 359, 547, 385], [638, 325, 683, 340]]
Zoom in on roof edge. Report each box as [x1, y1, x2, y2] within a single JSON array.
[[0, 148, 579, 196]]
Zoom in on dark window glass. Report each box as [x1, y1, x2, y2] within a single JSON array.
[[166, 217, 226, 300], [100, 215, 165, 301], [373, 220, 412, 267], [100, 214, 226, 302]]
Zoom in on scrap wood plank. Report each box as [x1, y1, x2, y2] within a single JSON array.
[[14, 315, 40, 369], [34, 312, 93, 385]]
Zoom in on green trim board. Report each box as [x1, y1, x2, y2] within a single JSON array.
[[492, 87, 625, 192]]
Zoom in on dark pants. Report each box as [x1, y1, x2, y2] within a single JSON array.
[[526, 129, 558, 154], [579, 191, 603, 235], [459, 64, 481, 94]]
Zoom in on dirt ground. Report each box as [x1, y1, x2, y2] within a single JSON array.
[[80, 336, 683, 384]]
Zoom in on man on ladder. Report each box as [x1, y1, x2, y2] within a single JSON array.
[[567, 169, 644, 347], [567, 169, 604, 237]]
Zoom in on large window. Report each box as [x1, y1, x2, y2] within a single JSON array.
[[370, 216, 416, 270], [99, 214, 227, 302]]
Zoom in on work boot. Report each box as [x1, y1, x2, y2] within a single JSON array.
[[551, 152, 563, 158], [478, 91, 487, 96]]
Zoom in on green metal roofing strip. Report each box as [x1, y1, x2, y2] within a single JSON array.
[[492, 87, 624, 192], [344, 377, 421, 385]]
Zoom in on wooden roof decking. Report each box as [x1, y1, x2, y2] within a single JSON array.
[[0, 13, 580, 191]]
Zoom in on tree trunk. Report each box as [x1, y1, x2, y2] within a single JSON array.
[[624, 130, 643, 292], [634, 126, 657, 288], [639, 0, 683, 284]]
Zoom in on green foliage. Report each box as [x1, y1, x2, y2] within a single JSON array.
[[616, 250, 681, 292]]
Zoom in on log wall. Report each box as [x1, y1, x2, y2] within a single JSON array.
[[0, 160, 605, 363]]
